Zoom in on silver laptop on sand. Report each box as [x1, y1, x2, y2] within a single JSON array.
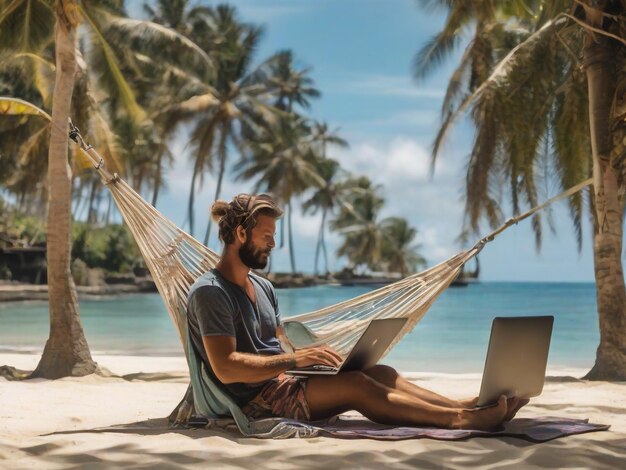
[[476, 315, 554, 407], [285, 318, 408, 376]]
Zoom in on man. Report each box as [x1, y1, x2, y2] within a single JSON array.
[[187, 193, 527, 430]]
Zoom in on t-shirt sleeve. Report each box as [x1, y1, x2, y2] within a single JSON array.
[[271, 284, 281, 327], [189, 285, 236, 337]]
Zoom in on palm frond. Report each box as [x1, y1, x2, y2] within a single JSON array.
[[0, 96, 51, 120], [80, 6, 145, 122], [101, 15, 216, 81]]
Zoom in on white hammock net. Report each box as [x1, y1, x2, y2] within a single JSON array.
[[106, 172, 480, 358]]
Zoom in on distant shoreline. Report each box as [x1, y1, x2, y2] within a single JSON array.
[[0, 278, 598, 302], [0, 281, 157, 302], [0, 273, 402, 302]]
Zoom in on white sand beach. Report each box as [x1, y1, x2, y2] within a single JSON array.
[[0, 353, 624, 469]]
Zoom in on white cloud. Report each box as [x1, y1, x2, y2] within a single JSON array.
[[336, 136, 452, 182], [332, 136, 468, 266], [330, 73, 445, 100]]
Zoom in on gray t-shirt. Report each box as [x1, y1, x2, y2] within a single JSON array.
[[187, 269, 284, 407]]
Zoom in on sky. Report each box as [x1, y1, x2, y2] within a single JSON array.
[[129, 0, 623, 282]]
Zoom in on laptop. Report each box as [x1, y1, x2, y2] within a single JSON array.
[[285, 318, 408, 376], [475, 315, 554, 407]]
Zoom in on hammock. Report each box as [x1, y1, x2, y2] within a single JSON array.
[[69, 124, 592, 437]]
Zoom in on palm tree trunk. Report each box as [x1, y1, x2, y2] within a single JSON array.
[[287, 199, 297, 273], [280, 218, 286, 249], [32, 4, 96, 379], [203, 127, 229, 246], [582, 24, 626, 381], [87, 177, 98, 224], [313, 211, 324, 275], [151, 151, 163, 207], [322, 226, 329, 275], [187, 161, 201, 236], [104, 192, 112, 225], [189, 117, 220, 238]]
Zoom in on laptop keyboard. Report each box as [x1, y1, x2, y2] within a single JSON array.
[[297, 364, 338, 372]]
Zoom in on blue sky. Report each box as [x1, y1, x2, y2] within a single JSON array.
[[133, 0, 620, 282]]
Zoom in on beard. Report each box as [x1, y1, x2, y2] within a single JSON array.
[[239, 239, 270, 269]]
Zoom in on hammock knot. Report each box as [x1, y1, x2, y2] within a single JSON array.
[[104, 173, 121, 185], [68, 119, 80, 144]]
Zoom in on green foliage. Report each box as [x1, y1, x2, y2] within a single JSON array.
[[414, 1, 598, 251], [0, 207, 46, 247], [331, 178, 426, 274], [71, 222, 142, 273], [0, 201, 142, 274], [70, 258, 89, 286], [380, 217, 427, 276]]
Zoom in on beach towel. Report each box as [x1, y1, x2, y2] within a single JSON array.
[[187, 414, 610, 442]]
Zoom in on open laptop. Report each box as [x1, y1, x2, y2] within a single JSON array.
[[285, 318, 408, 376], [475, 315, 554, 407]]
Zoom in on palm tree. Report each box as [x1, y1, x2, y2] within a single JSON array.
[[302, 158, 343, 275], [380, 217, 426, 277], [263, 49, 321, 113], [415, 0, 625, 380], [236, 115, 326, 272], [258, 49, 321, 248], [332, 176, 386, 272], [0, 0, 213, 378], [36, 0, 97, 378], [160, 5, 278, 243], [302, 124, 349, 274]]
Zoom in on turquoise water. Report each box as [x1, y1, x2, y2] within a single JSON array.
[[0, 282, 600, 373]]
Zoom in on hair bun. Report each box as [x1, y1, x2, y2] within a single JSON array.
[[210, 200, 230, 222]]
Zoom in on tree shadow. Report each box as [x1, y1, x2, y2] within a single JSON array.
[[41, 417, 246, 443]]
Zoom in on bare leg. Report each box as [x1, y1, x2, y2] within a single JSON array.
[[362, 364, 476, 408], [305, 370, 508, 430]]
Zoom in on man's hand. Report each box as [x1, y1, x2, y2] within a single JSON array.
[[293, 345, 344, 368]]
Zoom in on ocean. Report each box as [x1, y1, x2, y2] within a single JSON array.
[[0, 282, 600, 373]]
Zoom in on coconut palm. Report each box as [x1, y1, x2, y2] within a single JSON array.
[[0, 0, 213, 217], [257, 49, 321, 248], [301, 124, 349, 274], [160, 5, 278, 243], [332, 176, 386, 271], [415, 0, 625, 379], [302, 158, 344, 275], [143, 0, 211, 33], [0, 0, 214, 378], [380, 217, 426, 277], [35, 1, 98, 378], [236, 115, 326, 272], [263, 49, 321, 114]]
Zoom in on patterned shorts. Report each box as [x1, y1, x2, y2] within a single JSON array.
[[241, 373, 311, 421]]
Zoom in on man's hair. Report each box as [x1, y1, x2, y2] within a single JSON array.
[[210, 193, 283, 244]]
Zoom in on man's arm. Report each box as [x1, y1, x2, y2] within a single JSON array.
[[203, 335, 344, 384], [276, 325, 297, 352]]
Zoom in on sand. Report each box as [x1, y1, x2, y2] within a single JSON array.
[[0, 353, 623, 469]]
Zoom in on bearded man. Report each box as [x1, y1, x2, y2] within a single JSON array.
[[187, 193, 526, 429]]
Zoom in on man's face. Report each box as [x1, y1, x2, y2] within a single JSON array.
[[238, 214, 276, 269]]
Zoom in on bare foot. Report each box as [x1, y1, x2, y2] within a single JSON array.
[[455, 395, 508, 431], [504, 397, 529, 422]]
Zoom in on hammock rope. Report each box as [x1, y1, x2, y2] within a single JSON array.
[[68, 121, 593, 427]]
